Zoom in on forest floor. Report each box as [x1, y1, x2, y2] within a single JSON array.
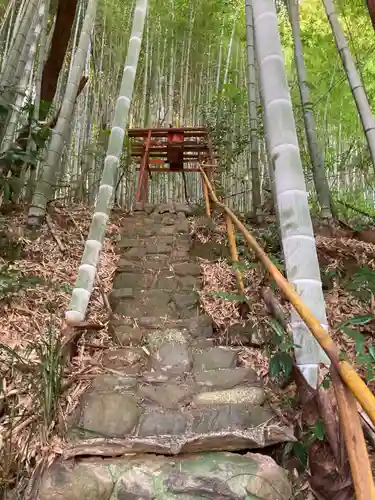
[[0, 202, 375, 498]]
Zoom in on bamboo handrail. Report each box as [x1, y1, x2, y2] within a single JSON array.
[[199, 165, 375, 499]]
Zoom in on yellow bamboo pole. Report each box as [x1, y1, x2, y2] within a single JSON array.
[[201, 175, 211, 218], [199, 167, 375, 499], [225, 214, 245, 296]]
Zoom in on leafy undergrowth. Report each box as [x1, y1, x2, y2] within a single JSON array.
[[0, 203, 121, 496], [193, 213, 375, 497]]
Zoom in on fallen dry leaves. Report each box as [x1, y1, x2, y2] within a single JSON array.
[[0, 203, 121, 492]]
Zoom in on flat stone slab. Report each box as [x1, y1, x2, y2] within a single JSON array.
[[38, 452, 292, 500]]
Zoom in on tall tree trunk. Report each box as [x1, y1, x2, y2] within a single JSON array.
[[28, 0, 98, 226], [288, 0, 332, 219], [367, 0, 375, 31], [40, 0, 79, 116]]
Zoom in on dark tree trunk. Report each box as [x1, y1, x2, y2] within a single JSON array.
[[368, 0, 375, 31], [40, 0, 79, 118]]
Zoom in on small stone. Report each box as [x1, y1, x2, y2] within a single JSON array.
[[175, 219, 190, 233], [123, 247, 146, 260], [109, 288, 134, 310], [162, 215, 178, 225], [228, 322, 268, 346], [113, 273, 144, 290], [191, 404, 272, 434], [102, 348, 145, 371], [160, 225, 176, 235], [116, 290, 172, 317], [141, 371, 170, 383], [173, 291, 199, 316], [173, 262, 201, 276], [156, 273, 179, 291], [146, 242, 172, 254], [117, 471, 153, 500], [117, 259, 142, 273], [165, 471, 235, 498], [193, 386, 266, 406], [80, 392, 140, 437], [193, 347, 237, 371], [138, 382, 193, 409], [110, 322, 143, 345], [151, 342, 192, 374], [138, 410, 189, 436], [155, 203, 175, 214], [119, 238, 142, 249], [177, 275, 200, 290], [91, 374, 137, 391], [195, 367, 260, 390], [187, 315, 213, 338]]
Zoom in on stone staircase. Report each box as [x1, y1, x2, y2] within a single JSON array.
[[38, 203, 293, 500]]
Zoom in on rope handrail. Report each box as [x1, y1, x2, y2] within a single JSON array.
[[198, 164, 375, 499]]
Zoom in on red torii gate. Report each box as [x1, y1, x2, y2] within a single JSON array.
[[128, 126, 216, 203]]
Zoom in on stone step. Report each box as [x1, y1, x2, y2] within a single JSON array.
[[109, 288, 200, 318], [39, 452, 292, 500], [66, 336, 293, 453], [68, 370, 292, 454], [109, 315, 213, 345]]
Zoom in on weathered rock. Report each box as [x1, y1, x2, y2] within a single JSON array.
[[193, 386, 266, 407], [110, 322, 143, 345], [39, 453, 292, 500], [151, 341, 192, 374], [117, 259, 142, 273], [116, 471, 153, 499], [79, 391, 139, 438], [195, 367, 260, 390], [38, 460, 113, 500], [173, 291, 199, 317], [173, 262, 201, 276], [228, 322, 269, 346], [139, 410, 189, 436], [193, 347, 237, 371], [119, 237, 143, 249], [115, 290, 173, 317], [90, 374, 138, 391], [102, 348, 145, 372], [177, 275, 200, 290], [146, 242, 172, 254], [113, 272, 144, 290], [138, 382, 193, 409], [108, 288, 134, 310], [188, 315, 213, 338]]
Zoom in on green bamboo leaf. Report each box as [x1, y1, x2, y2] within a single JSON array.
[[336, 314, 374, 329], [341, 327, 365, 355]]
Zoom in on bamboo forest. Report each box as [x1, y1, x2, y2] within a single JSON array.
[[2, 0, 375, 498]]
